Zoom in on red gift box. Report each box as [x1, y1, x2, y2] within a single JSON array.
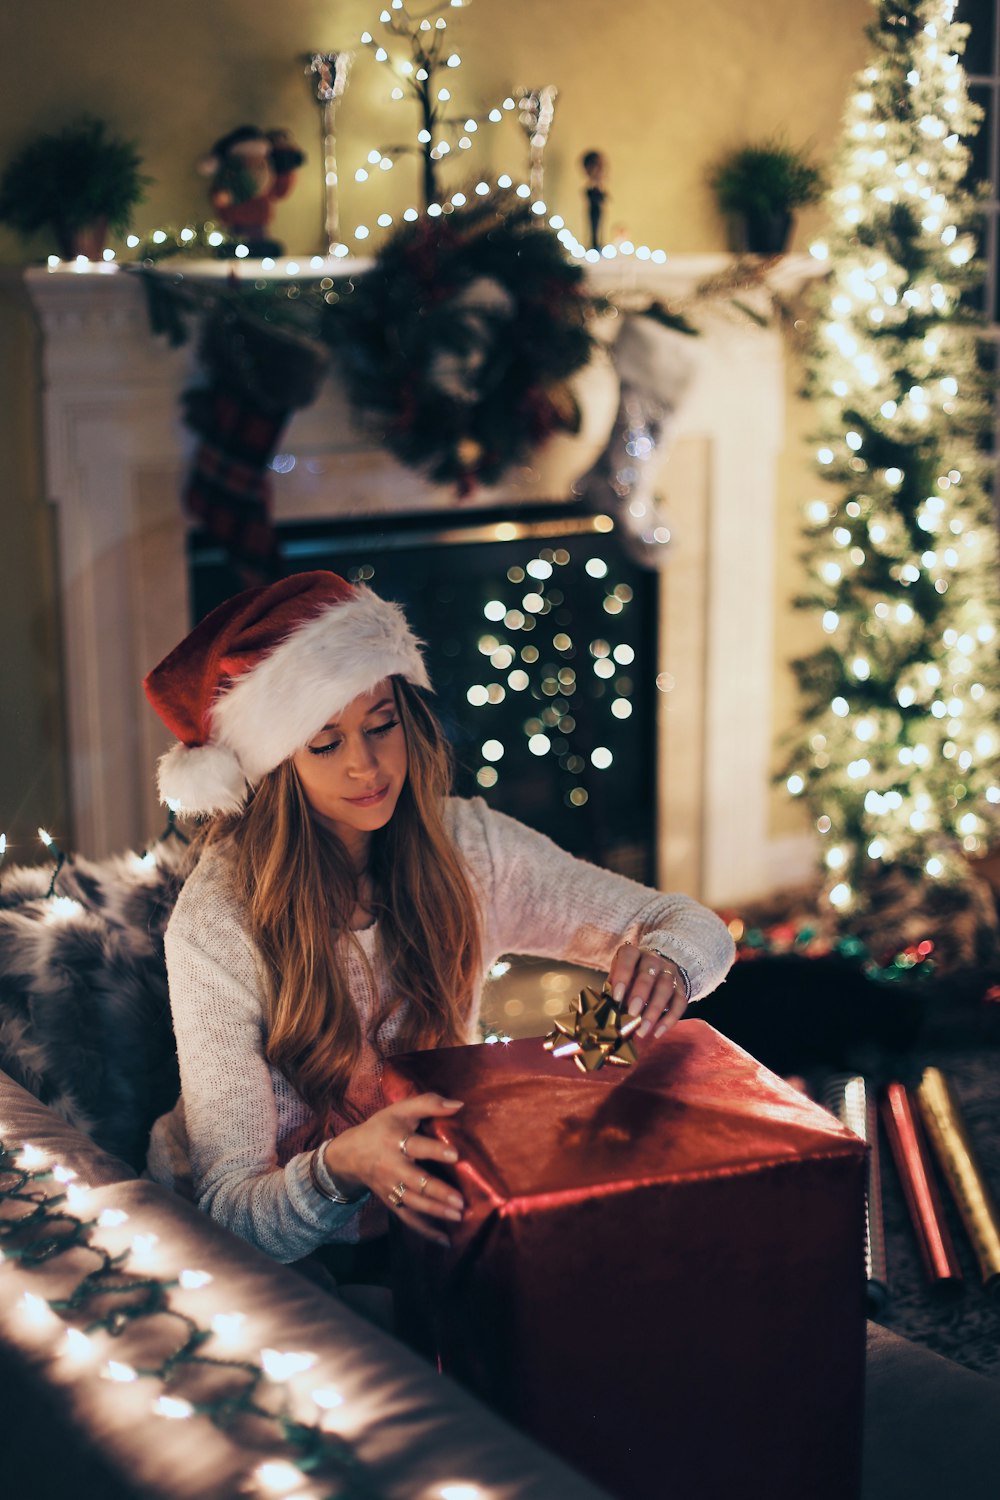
[[383, 1019, 868, 1500]]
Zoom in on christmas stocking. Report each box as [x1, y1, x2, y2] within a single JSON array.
[[574, 311, 698, 567], [183, 303, 327, 584]]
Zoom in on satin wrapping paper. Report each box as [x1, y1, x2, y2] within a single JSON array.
[[384, 1020, 868, 1500], [823, 1074, 889, 1312], [916, 1067, 1000, 1293], [880, 1082, 962, 1289]]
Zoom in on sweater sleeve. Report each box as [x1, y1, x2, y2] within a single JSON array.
[[469, 800, 735, 1000], [163, 887, 366, 1263]]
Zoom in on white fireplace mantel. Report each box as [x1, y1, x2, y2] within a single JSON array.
[[27, 254, 820, 905]]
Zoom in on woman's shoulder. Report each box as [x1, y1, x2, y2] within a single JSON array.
[[440, 795, 548, 873], [441, 794, 493, 850], [167, 834, 252, 951]]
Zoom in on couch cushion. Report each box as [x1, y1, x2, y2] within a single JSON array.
[[0, 1175, 608, 1499], [863, 1321, 1000, 1500], [0, 1068, 136, 1186]]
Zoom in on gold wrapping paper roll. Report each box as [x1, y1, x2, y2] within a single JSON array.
[[916, 1068, 1000, 1294]]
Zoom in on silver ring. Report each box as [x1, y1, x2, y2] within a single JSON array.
[[418, 1175, 429, 1191], [387, 1181, 408, 1208], [647, 965, 660, 977], [399, 1134, 411, 1157]]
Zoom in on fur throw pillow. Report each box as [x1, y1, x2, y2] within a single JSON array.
[[0, 837, 192, 1170]]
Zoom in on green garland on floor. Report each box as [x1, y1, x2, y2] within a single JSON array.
[[0, 1141, 382, 1499], [729, 915, 936, 983]]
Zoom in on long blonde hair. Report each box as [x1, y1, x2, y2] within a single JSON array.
[[193, 678, 482, 1124]]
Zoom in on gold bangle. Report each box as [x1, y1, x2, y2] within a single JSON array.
[[308, 1145, 365, 1205]]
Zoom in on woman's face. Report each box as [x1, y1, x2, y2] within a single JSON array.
[[291, 678, 409, 863]]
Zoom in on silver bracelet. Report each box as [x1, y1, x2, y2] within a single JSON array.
[[308, 1145, 366, 1205], [648, 949, 692, 999]]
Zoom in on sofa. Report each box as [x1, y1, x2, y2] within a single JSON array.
[[3, 1061, 999, 1500], [1, 846, 998, 1498]]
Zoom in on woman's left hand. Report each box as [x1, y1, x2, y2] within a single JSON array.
[[607, 944, 688, 1039]]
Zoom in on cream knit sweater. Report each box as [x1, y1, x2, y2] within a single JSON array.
[[147, 796, 735, 1262]]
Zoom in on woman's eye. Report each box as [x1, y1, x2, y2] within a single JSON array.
[[308, 739, 341, 756], [368, 718, 400, 737]]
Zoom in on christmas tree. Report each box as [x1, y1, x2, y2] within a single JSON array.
[[786, 0, 1000, 959]]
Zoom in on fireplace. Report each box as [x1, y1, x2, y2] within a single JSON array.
[[26, 254, 819, 905]]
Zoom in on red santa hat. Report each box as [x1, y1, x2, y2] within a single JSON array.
[[143, 571, 430, 816]]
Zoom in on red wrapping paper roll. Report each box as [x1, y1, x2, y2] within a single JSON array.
[[881, 1082, 962, 1290]]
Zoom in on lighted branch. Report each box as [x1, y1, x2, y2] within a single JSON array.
[[784, 0, 1000, 938]]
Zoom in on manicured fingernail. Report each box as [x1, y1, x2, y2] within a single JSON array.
[[443, 1149, 459, 1163], [436, 1235, 450, 1247], [448, 1194, 464, 1209], [443, 1099, 464, 1108], [612, 982, 626, 1004], [627, 996, 643, 1017], [654, 1024, 667, 1038], [637, 1020, 651, 1038], [445, 1209, 462, 1221]]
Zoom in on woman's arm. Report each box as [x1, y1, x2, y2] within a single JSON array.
[[470, 799, 735, 1000], [164, 915, 367, 1264]]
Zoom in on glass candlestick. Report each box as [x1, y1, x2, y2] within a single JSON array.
[[516, 86, 557, 200], [303, 51, 352, 254]]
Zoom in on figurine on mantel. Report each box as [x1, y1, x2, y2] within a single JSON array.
[[581, 148, 608, 251], [198, 125, 305, 257]]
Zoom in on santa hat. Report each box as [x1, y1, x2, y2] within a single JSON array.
[[143, 571, 430, 816]]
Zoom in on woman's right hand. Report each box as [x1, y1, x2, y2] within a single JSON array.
[[321, 1093, 466, 1246]]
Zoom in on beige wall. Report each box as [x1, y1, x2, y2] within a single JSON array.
[[0, 0, 871, 862]]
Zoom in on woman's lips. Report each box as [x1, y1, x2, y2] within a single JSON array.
[[344, 784, 390, 806]]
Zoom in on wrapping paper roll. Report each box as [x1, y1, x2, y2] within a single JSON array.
[[823, 1074, 888, 1313], [916, 1067, 1000, 1294], [881, 1082, 963, 1290]]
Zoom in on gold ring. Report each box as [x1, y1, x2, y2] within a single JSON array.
[[418, 1175, 429, 1191], [399, 1134, 411, 1157], [387, 1181, 408, 1207]]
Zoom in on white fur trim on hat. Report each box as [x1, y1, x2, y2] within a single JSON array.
[[211, 586, 429, 788], [157, 740, 249, 817]]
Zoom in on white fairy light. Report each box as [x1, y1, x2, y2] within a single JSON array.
[[211, 1312, 246, 1344], [255, 1460, 306, 1494], [261, 1348, 318, 1382], [154, 1396, 195, 1420], [179, 1269, 213, 1290]]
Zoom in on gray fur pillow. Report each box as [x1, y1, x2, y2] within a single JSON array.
[[0, 838, 191, 1170]]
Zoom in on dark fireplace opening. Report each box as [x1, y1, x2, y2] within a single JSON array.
[[190, 502, 659, 883]]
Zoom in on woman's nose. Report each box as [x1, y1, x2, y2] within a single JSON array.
[[345, 733, 379, 775]]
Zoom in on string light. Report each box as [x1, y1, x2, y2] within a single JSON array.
[[0, 1138, 459, 1496]]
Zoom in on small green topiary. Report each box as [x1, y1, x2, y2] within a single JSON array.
[[0, 116, 150, 256], [709, 139, 825, 218]]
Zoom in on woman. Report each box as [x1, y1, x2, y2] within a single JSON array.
[[144, 571, 735, 1277]]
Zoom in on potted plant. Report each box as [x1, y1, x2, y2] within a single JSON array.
[[709, 138, 824, 255], [0, 116, 149, 260]]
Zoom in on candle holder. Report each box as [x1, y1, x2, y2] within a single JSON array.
[[303, 51, 352, 254], [516, 86, 557, 200]]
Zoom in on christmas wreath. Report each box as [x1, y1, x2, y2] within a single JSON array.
[[325, 194, 594, 495]]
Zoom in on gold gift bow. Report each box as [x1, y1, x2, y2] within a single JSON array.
[[543, 983, 642, 1073], [916, 1067, 1000, 1292]]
